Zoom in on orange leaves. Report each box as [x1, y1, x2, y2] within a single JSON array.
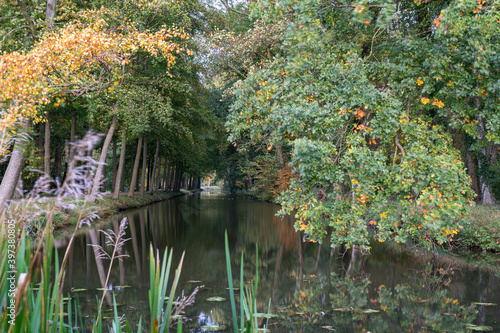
[[433, 14, 444, 28], [354, 107, 366, 120], [0, 10, 192, 137], [432, 99, 445, 108], [416, 77, 424, 86], [421, 97, 430, 104]]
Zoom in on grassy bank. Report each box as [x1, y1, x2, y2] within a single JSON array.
[[456, 204, 500, 252], [8, 191, 188, 237]]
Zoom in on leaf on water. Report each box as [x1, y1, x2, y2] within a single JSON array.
[[472, 302, 497, 306], [186, 280, 202, 283], [200, 324, 226, 331], [206, 297, 227, 302], [71, 288, 87, 292], [357, 309, 380, 314], [332, 308, 350, 312], [466, 324, 493, 331], [253, 313, 278, 318], [321, 326, 336, 331]]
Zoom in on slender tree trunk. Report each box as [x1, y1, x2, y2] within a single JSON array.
[[89, 115, 116, 202], [54, 139, 62, 180], [69, 108, 77, 161], [113, 131, 126, 199], [128, 141, 134, 191], [112, 136, 117, 192], [140, 136, 147, 195], [44, 111, 50, 176], [45, 0, 58, 28], [465, 150, 480, 200], [149, 140, 160, 194], [477, 114, 495, 205], [162, 158, 168, 190], [155, 152, 162, 194], [128, 135, 143, 197], [0, 133, 27, 213]]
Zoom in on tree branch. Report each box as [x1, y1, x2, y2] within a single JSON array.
[[220, 0, 249, 16], [16, 0, 37, 40]]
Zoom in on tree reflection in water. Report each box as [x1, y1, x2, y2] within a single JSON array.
[[280, 263, 478, 332]]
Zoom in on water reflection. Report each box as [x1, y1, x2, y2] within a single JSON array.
[[55, 190, 500, 331]]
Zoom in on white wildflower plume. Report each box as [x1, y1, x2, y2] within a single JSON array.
[[89, 217, 130, 312], [171, 285, 203, 324]]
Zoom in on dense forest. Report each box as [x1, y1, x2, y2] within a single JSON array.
[[1, 0, 500, 249]]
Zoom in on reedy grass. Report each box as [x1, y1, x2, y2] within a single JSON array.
[[224, 230, 274, 333], [0, 131, 191, 332]]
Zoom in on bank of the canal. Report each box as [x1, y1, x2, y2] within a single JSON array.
[[9, 190, 198, 237]]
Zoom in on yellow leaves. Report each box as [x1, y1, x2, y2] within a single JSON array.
[[432, 99, 445, 108], [379, 212, 387, 219], [381, 306, 387, 311], [416, 77, 423, 85], [433, 13, 444, 28], [421, 97, 430, 104]]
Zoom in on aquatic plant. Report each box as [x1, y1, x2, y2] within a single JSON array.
[[224, 230, 275, 333]]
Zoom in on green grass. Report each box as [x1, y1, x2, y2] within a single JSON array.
[[456, 204, 500, 252]]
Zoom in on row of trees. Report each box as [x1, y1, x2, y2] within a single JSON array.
[[205, 0, 500, 249], [0, 0, 225, 211]]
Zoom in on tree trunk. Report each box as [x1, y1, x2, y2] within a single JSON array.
[[128, 141, 135, 191], [89, 115, 116, 202], [113, 131, 126, 199], [128, 135, 143, 197], [69, 108, 77, 162], [477, 114, 495, 205], [0, 134, 27, 213], [45, 0, 58, 28], [112, 137, 117, 192], [149, 140, 160, 194], [162, 158, 168, 190], [155, 152, 162, 194], [140, 136, 147, 195], [44, 111, 50, 176], [465, 150, 480, 200], [54, 139, 62, 180]]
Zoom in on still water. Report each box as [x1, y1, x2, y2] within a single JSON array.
[[55, 190, 500, 332]]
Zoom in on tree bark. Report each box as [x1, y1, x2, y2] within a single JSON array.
[[45, 0, 58, 28], [162, 158, 168, 190], [54, 139, 62, 180], [155, 152, 162, 194], [112, 136, 117, 192], [0, 134, 27, 213], [112, 131, 126, 199], [140, 136, 147, 195], [69, 108, 77, 162], [44, 111, 50, 176], [128, 135, 143, 197], [128, 141, 135, 191], [477, 114, 495, 205], [89, 115, 116, 202], [149, 140, 160, 194]]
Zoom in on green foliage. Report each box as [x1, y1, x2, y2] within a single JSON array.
[[224, 0, 490, 250]]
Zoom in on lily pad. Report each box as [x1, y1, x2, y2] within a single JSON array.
[[472, 302, 497, 307], [200, 324, 226, 331], [253, 313, 278, 318], [466, 324, 493, 331], [357, 309, 380, 314], [321, 326, 336, 331], [206, 297, 227, 302], [71, 288, 87, 292]]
